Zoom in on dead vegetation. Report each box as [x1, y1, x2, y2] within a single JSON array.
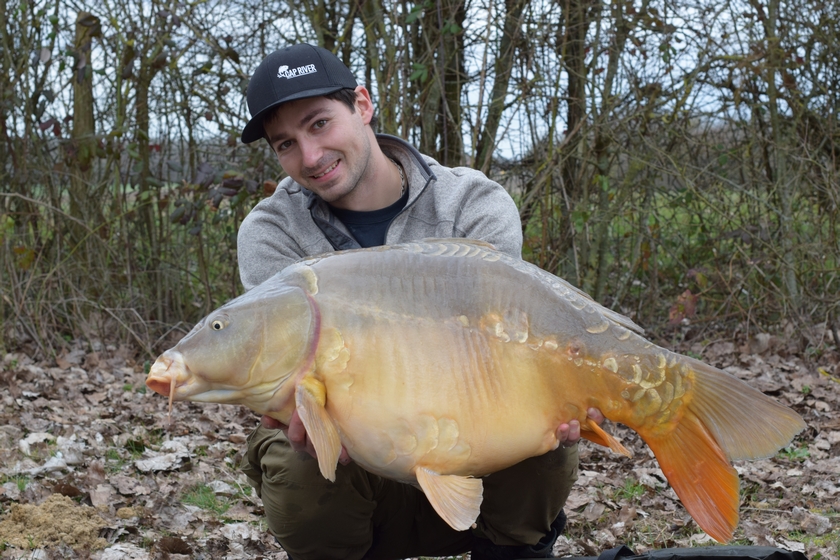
[[0, 333, 837, 560]]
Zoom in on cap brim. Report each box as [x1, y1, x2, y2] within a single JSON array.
[[240, 85, 347, 144]]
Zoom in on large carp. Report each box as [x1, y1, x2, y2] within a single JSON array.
[[146, 239, 805, 542]]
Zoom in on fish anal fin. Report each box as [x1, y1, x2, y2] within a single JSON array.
[[581, 418, 633, 458], [415, 467, 483, 532], [295, 377, 342, 482], [645, 412, 738, 543]]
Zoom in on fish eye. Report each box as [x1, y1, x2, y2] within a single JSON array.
[[211, 319, 226, 331]]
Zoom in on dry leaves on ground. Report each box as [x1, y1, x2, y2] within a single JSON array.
[[0, 335, 838, 560]]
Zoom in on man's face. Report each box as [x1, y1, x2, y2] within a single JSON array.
[[263, 88, 374, 208]]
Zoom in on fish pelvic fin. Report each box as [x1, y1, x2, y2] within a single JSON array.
[[581, 418, 633, 457], [645, 411, 738, 543], [295, 377, 342, 482], [415, 467, 483, 532]]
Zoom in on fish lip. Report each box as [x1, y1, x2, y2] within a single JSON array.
[[146, 352, 195, 398], [146, 357, 253, 403]]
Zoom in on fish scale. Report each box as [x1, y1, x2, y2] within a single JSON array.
[[146, 238, 806, 541]]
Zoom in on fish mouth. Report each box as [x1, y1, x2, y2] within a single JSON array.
[[146, 352, 186, 398], [146, 353, 259, 406]]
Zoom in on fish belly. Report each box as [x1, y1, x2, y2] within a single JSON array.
[[317, 311, 574, 483], [297, 244, 617, 482]]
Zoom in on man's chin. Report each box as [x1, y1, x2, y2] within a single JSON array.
[[319, 185, 357, 206]]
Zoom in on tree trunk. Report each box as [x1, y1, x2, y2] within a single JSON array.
[[439, 0, 465, 165], [765, 0, 800, 311], [68, 12, 102, 246], [475, 0, 527, 173], [417, 0, 465, 164], [359, 0, 399, 134], [554, 0, 591, 280]]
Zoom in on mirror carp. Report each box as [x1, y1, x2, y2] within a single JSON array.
[[146, 239, 806, 542]]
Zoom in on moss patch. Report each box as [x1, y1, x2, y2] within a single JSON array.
[[0, 494, 108, 550]]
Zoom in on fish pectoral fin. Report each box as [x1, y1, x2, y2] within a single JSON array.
[[581, 418, 633, 458], [295, 377, 342, 482], [415, 467, 483, 532]]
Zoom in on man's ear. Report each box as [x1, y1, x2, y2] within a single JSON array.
[[354, 86, 375, 125]]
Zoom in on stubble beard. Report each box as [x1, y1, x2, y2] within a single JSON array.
[[320, 133, 373, 206]]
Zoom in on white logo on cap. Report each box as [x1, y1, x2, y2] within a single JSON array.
[[277, 64, 317, 79]]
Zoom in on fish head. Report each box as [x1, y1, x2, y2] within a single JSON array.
[[146, 283, 318, 417]]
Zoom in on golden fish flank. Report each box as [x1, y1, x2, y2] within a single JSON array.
[[146, 239, 806, 543], [386, 415, 470, 466]]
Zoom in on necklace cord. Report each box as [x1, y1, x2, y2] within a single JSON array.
[[388, 157, 406, 197]]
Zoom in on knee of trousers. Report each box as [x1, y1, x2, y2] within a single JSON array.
[[475, 444, 580, 546], [249, 432, 378, 557]]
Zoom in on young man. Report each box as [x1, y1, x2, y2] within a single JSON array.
[[237, 43, 603, 560]]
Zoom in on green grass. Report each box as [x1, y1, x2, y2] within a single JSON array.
[[182, 484, 230, 516], [778, 444, 810, 461], [614, 478, 647, 502], [786, 527, 840, 558], [105, 447, 128, 473], [0, 473, 30, 492]]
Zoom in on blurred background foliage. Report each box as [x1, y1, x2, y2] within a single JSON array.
[[1, 0, 838, 357]]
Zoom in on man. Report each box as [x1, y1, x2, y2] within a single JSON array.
[[237, 43, 603, 560]]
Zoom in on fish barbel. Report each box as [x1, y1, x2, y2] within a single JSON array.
[[146, 239, 805, 542]]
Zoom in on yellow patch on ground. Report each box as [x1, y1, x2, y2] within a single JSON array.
[[0, 494, 108, 550]]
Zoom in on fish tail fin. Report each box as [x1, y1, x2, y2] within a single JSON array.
[[637, 355, 807, 542], [679, 356, 807, 461], [645, 410, 739, 542]]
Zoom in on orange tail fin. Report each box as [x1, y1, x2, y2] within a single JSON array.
[[679, 355, 807, 461], [631, 354, 806, 542], [645, 411, 739, 542]]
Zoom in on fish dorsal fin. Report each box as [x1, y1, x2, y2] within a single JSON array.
[[295, 377, 342, 482], [415, 467, 483, 531], [419, 237, 497, 250], [581, 417, 633, 458]]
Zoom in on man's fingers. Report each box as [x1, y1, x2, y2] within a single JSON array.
[[260, 415, 285, 430], [258, 411, 352, 464], [286, 410, 310, 453], [556, 423, 570, 443], [567, 419, 581, 443], [339, 446, 352, 465], [587, 407, 605, 424]]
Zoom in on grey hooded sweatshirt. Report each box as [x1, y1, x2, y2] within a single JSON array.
[[237, 134, 523, 290]]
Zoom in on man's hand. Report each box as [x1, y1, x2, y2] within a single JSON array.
[[556, 408, 605, 447], [261, 412, 352, 465]]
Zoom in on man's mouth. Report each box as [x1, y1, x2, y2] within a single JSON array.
[[312, 161, 339, 179]]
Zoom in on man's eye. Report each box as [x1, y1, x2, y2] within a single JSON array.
[[276, 140, 293, 152], [313, 119, 327, 129]]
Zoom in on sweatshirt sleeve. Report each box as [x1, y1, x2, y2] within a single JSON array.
[[449, 167, 523, 259], [237, 196, 305, 291]]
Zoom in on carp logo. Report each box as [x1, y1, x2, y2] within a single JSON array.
[[277, 64, 317, 79]]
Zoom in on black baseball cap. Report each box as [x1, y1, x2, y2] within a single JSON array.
[[241, 44, 358, 144]]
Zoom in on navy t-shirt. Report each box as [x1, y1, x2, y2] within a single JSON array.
[[329, 189, 409, 248]]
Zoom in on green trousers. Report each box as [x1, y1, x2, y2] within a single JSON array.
[[241, 425, 579, 560]]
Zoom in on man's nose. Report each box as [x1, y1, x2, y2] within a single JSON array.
[[298, 137, 323, 168]]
